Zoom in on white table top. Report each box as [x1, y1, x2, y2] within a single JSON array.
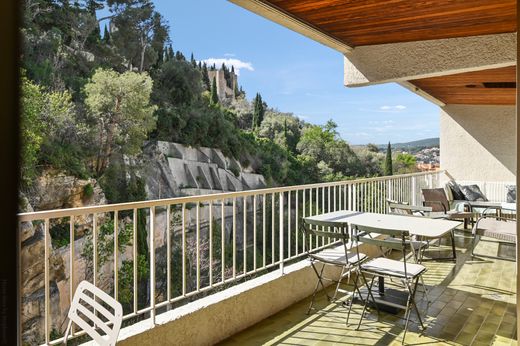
[[304, 210, 462, 238]]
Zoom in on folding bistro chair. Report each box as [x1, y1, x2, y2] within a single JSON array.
[[64, 280, 123, 346], [349, 224, 427, 344], [385, 201, 432, 263], [300, 217, 368, 315]]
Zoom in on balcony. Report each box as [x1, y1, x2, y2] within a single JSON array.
[[222, 234, 517, 346], [17, 171, 517, 345]]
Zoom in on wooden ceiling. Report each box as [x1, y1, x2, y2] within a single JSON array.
[[261, 0, 517, 46], [410, 66, 517, 105]]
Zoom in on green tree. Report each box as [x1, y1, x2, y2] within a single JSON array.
[[103, 24, 111, 43], [297, 120, 363, 181], [384, 142, 393, 176], [367, 143, 379, 153], [201, 63, 210, 90], [20, 74, 79, 185], [84, 68, 157, 176], [20, 75, 46, 185], [110, 1, 169, 72], [257, 111, 302, 153], [252, 93, 265, 130], [395, 153, 418, 174], [210, 76, 219, 105]]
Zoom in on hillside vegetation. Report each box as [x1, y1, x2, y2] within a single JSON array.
[[21, 0, 386, 206]]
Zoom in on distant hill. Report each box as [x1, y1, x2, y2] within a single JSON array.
[[376, 138, 439, 151]]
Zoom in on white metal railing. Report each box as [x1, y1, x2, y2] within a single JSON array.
[[18, 171, 444, 345]]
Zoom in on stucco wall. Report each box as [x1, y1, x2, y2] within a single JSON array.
[[440, 105, 516, 182]]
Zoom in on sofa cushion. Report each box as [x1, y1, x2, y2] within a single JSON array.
[[506, 185, 516, 203], [447, 181, 466, 201], [460, 184, 488, 201]]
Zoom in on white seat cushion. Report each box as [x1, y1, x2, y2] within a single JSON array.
[[361, 257, 426, 278], [311, 247, 367, 266]]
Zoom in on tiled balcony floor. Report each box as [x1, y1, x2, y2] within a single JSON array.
[[220, 231, 517, 346]]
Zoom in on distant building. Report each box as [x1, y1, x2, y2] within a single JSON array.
[[207, 69, 237, 102], [416, 162, 440, 172]]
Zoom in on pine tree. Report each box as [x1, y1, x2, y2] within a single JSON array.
[[231, 65, 235, 75], [210, 77, 219, 105], [202, 63, 210, 90], [384, 142, 393, 176]]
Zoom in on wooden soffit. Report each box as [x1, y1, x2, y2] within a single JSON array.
[[410, 66, 517, 105], [257, 0, 517, 47]]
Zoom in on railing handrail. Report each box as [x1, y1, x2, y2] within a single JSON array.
[[18, 170, 445, 222]]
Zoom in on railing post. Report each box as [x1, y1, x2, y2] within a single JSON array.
[[279, 192, 284, 274]]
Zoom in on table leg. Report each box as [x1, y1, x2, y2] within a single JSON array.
[[378, 276, 385, 295], [450, 230, 457, 260]]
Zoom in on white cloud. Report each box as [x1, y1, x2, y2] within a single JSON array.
[[224, 53, 236, 57], [200, 58, 254, 75], [377, 105, 407, 112]]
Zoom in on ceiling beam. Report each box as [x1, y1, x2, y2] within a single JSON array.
[[344, 33, 517, 87], [228, 0, 353, 54]]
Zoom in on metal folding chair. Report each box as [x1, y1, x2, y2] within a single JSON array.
[[300, 217, 368, 315], [349, 224, 427, 345], [64, 280, 123, 346]]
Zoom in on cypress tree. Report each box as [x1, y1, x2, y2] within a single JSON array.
[[103, 24, 110, 43], [252, 93, 265, 130], [202, 63, 210, 90], [210, 77, 219, 105], [167, 44, 174, 61], [190, 53, 197, 67], [384, 142, 393, 176]]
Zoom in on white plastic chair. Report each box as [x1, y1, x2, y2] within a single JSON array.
[[64, 280, 123, 346]]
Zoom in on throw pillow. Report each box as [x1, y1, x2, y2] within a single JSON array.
[[460, 184, 488, 201], [448, 180, 466, 200], [506, 185, 516, 203]]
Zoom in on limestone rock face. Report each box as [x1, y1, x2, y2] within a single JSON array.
[[27, 170, 106, 211]]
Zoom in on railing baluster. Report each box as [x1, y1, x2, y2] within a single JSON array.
[[309, 188, 312, 250], [253, 195, 257, 270], [279, 192, 284, 273], [166, 205, 171, 304], [209, 201, 213, 286], [196, 203, 200, 291], [150, 207, 156, 324], [287, 191, 291, 258], [44, 218, 50, 345], [221, 199, 225, 283], [114, 210, 118, 301], [302, 189, 306, 252], [295, 190, 299, 256], [243, 196, 247, 274], [182, 203, 186, 296], [233, 197, 236, 279], [132, 209, 137, 313], [271, 193, 275, 264], [262, 194, 266, 268], [69, 215, 74, 301]]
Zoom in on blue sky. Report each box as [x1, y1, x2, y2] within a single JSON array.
[[152, 0, 440, 145]]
